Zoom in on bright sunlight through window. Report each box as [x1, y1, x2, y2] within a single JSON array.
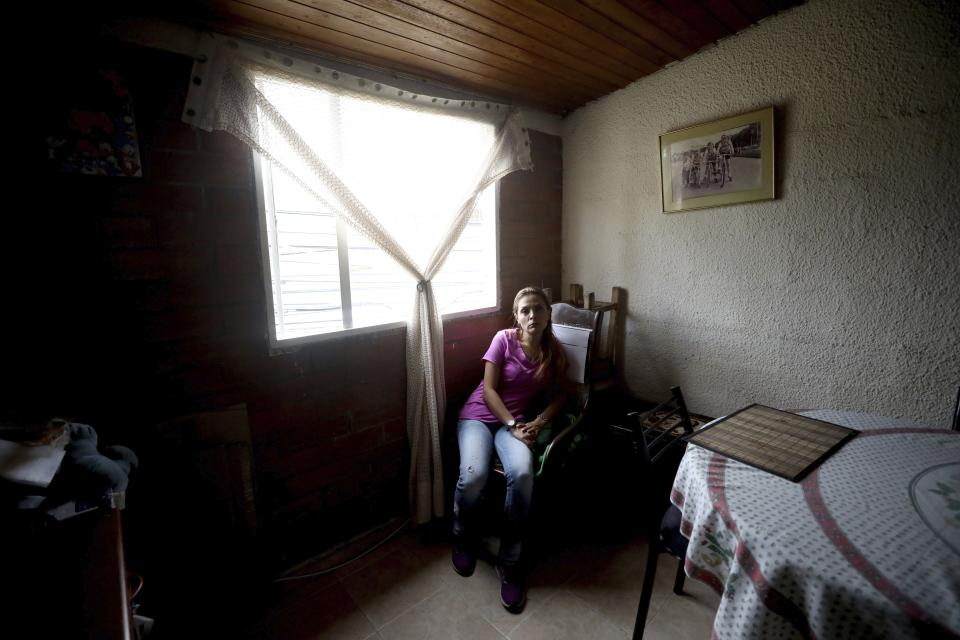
[[253, 78, 498, 343]]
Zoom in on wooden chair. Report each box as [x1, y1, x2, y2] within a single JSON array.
[[493, 300, 603, 482], [459, 288, 626, 560], [562, 284, 625, 393], [475, 300, 613, 559], [609, 386, 695, 640]]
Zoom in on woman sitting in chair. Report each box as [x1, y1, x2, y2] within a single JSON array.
[[451, 286, 568, 613]]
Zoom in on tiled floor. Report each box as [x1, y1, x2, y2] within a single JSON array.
[[252, 526, 720, 640]]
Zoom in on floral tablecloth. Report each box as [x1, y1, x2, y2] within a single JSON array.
[[671, 410, 960, 639]]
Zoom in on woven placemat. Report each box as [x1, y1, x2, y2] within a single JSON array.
[[686, 404, 858, 481]]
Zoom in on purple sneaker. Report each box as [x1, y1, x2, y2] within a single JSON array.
[[451, 539, 476, 577], [496, 564, 526, 613]]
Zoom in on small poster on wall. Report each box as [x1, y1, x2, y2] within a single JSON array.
[[659, 106, 774, 213], [45, 67, 142, 177]]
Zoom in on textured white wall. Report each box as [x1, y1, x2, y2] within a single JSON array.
[[562, 0, 960, 426]]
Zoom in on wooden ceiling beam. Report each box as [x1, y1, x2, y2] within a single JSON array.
[[576, 0, 694, 60], [244, 0, 595, 105], [205, 1, 573, 111], [704, 0, 754, 32], [403, 0, 639, 87], [616, 0, 713, 53], [334, 0, 615, 95], [183, 0, 794, 115], [472, 0, 661, 75], [657, 0, 734, 43], [767, 0, 804, 10], [731, 0, 779, 23], [533, 0, 676, 67]]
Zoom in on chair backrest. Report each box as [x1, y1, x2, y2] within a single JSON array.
[[525, 296, 621, 478], [551, 302, 600, 386], [612, 386, 694, 465], [483, 302, 607, 482], [558, 285, 625, 393]]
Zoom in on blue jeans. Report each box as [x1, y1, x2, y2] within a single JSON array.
[[452, 419, 535, 566]]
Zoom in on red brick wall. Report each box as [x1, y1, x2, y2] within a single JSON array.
[[14, 42, 561, 570]]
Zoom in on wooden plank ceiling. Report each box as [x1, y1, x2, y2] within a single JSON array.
[[179, 0, 802, 114]]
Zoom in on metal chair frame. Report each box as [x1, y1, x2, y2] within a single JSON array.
[[610, 386, 694, 640]]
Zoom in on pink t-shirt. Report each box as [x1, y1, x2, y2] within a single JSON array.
[[458, 329, 548, 423]]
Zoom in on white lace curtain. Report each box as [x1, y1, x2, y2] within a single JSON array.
[[183, 34, 533, 524]]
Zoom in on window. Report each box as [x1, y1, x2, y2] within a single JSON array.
[[252, 76, 499, 344]]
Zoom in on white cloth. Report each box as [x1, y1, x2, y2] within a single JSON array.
[[0, 439, 65, 487], [183, 34, 533, 523], [672, 412, 960, 639]]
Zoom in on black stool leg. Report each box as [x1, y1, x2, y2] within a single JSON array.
[[672, 556, 686, 595], [632, 533, 660, 640]]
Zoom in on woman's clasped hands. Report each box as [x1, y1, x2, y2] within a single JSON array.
[[510, 420, 539, 448]]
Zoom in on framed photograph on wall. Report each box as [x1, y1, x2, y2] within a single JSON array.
[[659, 106, 774, 213]]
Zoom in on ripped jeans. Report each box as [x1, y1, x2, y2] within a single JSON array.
[[452, 419, 534, 567]]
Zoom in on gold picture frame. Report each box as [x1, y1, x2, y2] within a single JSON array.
[[659, 106, 774, 213]]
